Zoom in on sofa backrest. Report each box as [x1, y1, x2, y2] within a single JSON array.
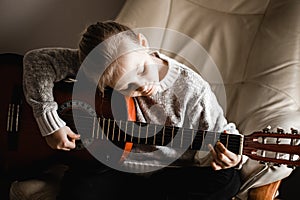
[[116, 0, 300, 136]]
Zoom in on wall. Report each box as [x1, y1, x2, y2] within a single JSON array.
[[0, 0, 126, 55]]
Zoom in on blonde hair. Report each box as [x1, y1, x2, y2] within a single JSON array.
[[78, 21, 140, 93]]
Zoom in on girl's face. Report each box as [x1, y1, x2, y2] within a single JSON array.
[[108, 50, 163, 97]]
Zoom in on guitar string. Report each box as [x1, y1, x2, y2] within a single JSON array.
[[62, 113, 235, 139], [64, 114, 300, 163], [64, 114, 300, 144], [62, 114, 241, 142], [64, 117, 241, 152]]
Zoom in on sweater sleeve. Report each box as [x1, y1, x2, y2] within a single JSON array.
[[186, 74, 248, 167], [23, 48, 81, 136]]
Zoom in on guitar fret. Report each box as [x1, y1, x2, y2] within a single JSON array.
[[101, 118, 106, 140], [171, 126, 174, 147], [153, 125, 157, 145], [138, 122, 141, 144], [124, 121, 128, 142], [202, 131, 205, 150], [106, 119, 111, 140], [145, 124, 149, 144], [112, 120, 116, 141], [180, 127, 184, 148], [118, 120, 122, 142], [214, 132, 217, 144], [191, 129, 194, 149], [91, 117, 96, 139], [131, 121, 134, 142], [162, 126, 165, 146], [96, 118, 101, 139]]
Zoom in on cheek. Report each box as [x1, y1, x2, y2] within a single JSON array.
[[145, 69, 159, 81]]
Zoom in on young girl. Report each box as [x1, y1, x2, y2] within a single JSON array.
[[23, 21, 243, 200]]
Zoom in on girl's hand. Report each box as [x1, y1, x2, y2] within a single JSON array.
[[209, 141, 242, 170], [45, 126, 80, 151]]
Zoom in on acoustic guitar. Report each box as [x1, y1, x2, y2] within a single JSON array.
[[1, 54, 299, 174]]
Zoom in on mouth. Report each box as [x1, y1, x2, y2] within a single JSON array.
[[142, 86, 155, 96]]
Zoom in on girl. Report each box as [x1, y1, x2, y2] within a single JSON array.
[[23, 21, 243, 200]]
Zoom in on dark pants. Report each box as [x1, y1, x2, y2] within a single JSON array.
[[57, 164, 241, 200]]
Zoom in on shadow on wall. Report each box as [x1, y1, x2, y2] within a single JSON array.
[[0, 0, 125, 55]]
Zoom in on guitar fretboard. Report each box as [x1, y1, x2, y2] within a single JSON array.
[[74, 117, 243, 155]]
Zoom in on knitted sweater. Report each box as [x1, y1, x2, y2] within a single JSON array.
[[23, 48, 241, 169]]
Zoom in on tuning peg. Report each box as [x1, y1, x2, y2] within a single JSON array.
[[277, 127, 285, 134], [263, 126, 271, 133], [291, 128, 298, 134]]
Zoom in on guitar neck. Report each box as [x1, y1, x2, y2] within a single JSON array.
[[83, 117, 244, 155]]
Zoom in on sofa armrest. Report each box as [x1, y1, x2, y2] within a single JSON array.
[[248, 180, 281, 200]]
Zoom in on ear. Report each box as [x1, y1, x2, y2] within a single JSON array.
[[137, 33, 149, 48]]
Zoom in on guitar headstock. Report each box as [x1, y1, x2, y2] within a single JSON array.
[[243, 127, 300, 168]]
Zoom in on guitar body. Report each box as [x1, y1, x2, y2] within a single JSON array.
[[0, 54, 128, 173], [0, 54, 50, 172]]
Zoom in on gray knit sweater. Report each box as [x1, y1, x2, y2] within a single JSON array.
[[23, 48, 240, 169]]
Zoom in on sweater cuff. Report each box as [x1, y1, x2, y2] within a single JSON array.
[[235, 155, 249, 170], [36, 110, 66, 136]]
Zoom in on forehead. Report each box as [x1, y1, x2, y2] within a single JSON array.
[[104, 51, 140, 85], [113, 51, 144, 71]]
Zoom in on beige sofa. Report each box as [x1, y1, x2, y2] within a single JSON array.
[[115, 0, 300, 199], [9, 0, 300, 199]]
